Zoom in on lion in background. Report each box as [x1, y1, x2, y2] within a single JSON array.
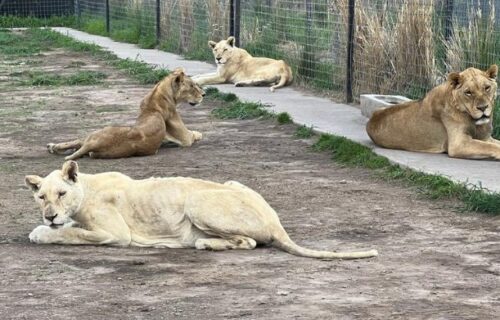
[[25, 161, 378, 260], [47, 68, 204, 160], [367, 65, 499, 160], [192, 36, 293, 92]]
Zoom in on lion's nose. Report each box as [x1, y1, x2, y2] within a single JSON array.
[[45, 213, 57, 222], [216, 57, 221, 61], [202, 91, 206, 97], [477, 104, 488, 111]]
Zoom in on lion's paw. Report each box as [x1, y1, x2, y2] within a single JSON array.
[[29, 225, 53, 244], [47, 143, 56, 154], [192, 131, 203, 141]]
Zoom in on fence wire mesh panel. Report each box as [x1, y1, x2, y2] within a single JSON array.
[[108, 0, 157, 48], [0, 0, 74, 17], [353, 0, 500, 100], [240, 0, 347, 95], [77, 0, 106, 34], [159, 0, 230, 60]]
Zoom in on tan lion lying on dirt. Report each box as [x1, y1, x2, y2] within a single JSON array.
[[25, 161, 378, 260], [367, 65, 500, 160], [46, 68, 204, 160], [192, 36, 293, 92]]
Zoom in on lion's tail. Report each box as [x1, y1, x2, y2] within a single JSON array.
[[270, 62, 293, 92], [271, 228, 378, 260]]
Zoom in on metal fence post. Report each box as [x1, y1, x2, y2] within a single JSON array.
[[229, 0, 241, 46], [75, 0, 81, 27], [105, 0, 110, 34], [345, 0, 355, 103], [156, 0, 161, 45]]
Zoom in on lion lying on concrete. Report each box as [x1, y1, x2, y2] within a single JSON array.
[[192, 36, 293, 92], [25, 161, 378, 260], [367, 65, 499, 160], [47, 68, 204, 160]]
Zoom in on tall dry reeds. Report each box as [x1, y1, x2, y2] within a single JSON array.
[[206, 0, 228, 41], [445, 0, 498, 72], [354, 0, 437, 96], [180, 0, 194, 51]]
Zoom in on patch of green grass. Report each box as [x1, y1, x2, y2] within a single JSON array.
[[111, 27, 141, 44], [205, 87, 238, 102], [22, 71, 107, 86], [1, 29, 168, 85], [81, 18, 107, 36], [207, 87, 272, 120], [295, 125, 315, 138], [108, 59, 169, 84], [212, 100, 273, 120], [277, 112, 293, 124], [0, 15, 76, 28], [313, 134, 391, 169]]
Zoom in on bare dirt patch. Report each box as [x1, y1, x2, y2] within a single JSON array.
[[1, 48, 500, 320]]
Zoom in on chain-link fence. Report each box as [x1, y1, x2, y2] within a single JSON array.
[[2, 0, 499, 102]]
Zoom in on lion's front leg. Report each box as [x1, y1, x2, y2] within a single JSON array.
[[192, 73, 226, 86], [164, 111, 202, 147], [448, 135, 500, 160], [29, 225, 127, 246]]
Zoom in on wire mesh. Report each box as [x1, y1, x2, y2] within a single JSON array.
[[240, 0, 347, 94], [159, 0, 230, 60], [0, 0, 74, 17], [3, 0, 500, 102]]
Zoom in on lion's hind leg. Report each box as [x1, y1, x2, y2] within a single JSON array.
[[195, 236, 257, 251], [47, 139, 82, 154], [185, 189, 274, 251]]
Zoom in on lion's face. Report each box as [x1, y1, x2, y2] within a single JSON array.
[[25, 161, 83, 228], [208, 36, 236, 65], [169, 68, 205, 106], [449, 65, 498, 126]]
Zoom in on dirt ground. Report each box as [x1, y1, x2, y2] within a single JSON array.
[[1, 47, 500, 320]]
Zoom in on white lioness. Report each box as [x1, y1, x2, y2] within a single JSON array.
[[192, 36, 293, 92], [25, 161, 378, 260]]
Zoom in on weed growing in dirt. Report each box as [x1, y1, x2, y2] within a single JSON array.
[[277, 112, 293, 124], [295, 125, 315, 139], [21, 71, 107, 86]]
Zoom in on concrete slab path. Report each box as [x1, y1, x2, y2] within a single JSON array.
[[52, 27, 500, 193]]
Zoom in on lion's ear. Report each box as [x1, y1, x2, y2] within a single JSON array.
[[227, 36, 235, 47], [61, 161, 79, 183], [25, 175, 42, 192], [448, 72, 462, 88], [208, 40, 216, 49], [486, 64, 498, 80]]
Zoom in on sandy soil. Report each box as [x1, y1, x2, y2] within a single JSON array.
[[0, 48, 499, 320]]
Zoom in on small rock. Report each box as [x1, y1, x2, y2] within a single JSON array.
[[339, 180, 347, 184], [277, 290, 289, 296]]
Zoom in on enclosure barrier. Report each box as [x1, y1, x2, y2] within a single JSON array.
[[1, 0, 499, 103]]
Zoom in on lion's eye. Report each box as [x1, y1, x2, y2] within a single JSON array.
[[58, 191, 66, 198], [464, 90, 473, 97], [485, 85, 491, 92], [38, 195, 45, 200], [223, 48, 227, 52]]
